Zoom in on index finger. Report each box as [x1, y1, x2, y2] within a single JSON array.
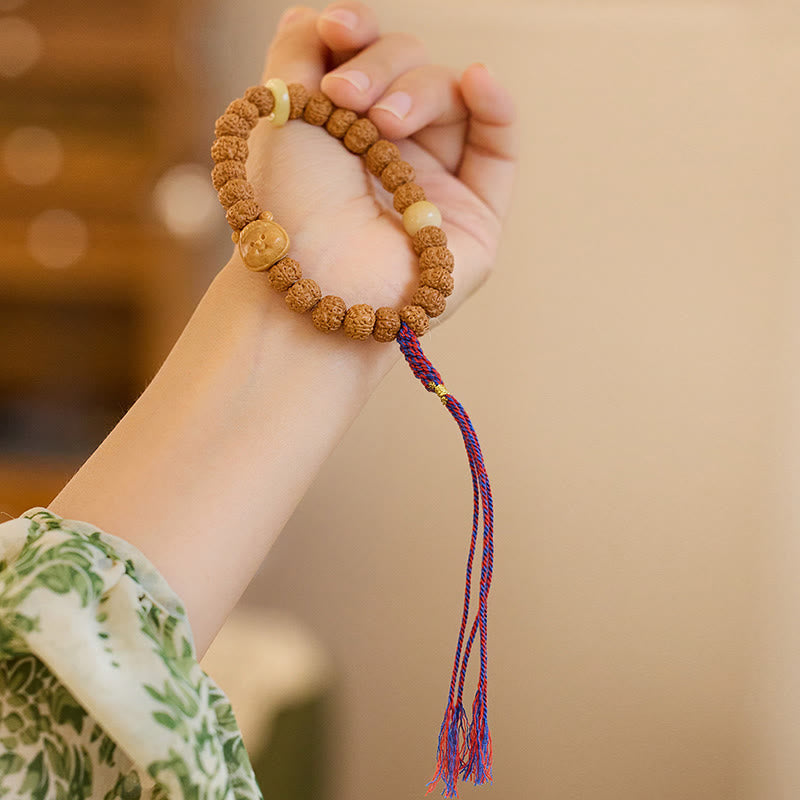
[[262, 3, 381, 89]]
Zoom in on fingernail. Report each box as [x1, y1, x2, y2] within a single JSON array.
[[321, 8, 358, 30], [373, 91, 412, 120], [477, 62, 494, 77], [326, 69, 370, 92]]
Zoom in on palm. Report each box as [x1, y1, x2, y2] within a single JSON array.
[[245, 115, 500, 329]]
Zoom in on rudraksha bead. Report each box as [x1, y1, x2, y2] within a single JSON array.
[[285, 278, 322, 312], [211, 136, 248, 163], [419, 246, 455, 273], [380, 159, 415, 192], [225, 99, 259, 128], [244, 85, 275, 116], [343, 117, 380, 154], [287, 83, 309, 119], [420, 267, 454, 297], [393, 182, 425, 213], [365, 139, 401, 177], [343, 303, 376, 340], [225, 198, 261, 230], [411, 286, 446, 317], [412, 225, 447, 256], [326, 108, 358, 139], [373, 306, 402, 342], [212, 160, 247, 191], [214, 113, 251, 139], [268, 257, 302, 291], [311, 295, 347, 332], [399, 304, 429, 336], [217, 179, 254, 208], [303, 91, 334, 126]]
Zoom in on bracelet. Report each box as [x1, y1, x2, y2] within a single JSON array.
[[210, 77, 456, 342], [210, 77, 495, 797]]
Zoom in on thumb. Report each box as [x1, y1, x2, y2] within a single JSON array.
[[262, 6, 328, 89]]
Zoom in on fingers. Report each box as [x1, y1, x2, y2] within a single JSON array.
[[320, 31, 428, 113], [262, 7, 328, 88], [316, 1, 381, 69], [262, 2, 383, 91], [456, 63, 519, 220]]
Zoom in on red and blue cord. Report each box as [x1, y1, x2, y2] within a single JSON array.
[[397, 321, 495, 798]]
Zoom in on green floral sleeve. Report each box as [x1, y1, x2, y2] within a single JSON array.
[[0, 507, 263, 800]]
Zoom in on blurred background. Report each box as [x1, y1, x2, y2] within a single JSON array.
[[1, 0, 799, 798]]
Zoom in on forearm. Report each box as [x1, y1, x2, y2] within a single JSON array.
[[48, 253, 399, 657]]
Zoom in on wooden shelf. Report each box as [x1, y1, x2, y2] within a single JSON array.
[[0, 1, 209, 517]]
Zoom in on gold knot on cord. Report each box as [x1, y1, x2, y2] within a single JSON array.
[[427, 381, 450, 406]]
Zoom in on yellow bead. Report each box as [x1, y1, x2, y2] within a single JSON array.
[[402, 201, 442, 237], [264, 78, 290, 127]]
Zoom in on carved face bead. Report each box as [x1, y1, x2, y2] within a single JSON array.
[[238, 218, 290, 271]]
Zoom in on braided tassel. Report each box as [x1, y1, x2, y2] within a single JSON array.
[[396, 322, 495, 798]]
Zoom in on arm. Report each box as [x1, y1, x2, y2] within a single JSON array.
[[48, 0, 518, 659], [49, 255, 398, 658]]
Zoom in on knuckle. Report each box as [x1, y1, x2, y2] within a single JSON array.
[[383, 31, 428, 58]]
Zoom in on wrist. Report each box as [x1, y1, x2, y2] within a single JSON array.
[[213, 248, 402, 391]]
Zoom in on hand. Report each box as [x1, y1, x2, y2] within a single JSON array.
[[223, 1, 518, 348]]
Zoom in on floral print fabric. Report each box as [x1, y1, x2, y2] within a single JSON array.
[[0, 507, 263, 800]]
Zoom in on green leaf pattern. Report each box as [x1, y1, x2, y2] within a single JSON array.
[[0, 508, 263, 800]]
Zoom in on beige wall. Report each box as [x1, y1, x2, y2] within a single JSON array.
[[210, 2, 800, 798]]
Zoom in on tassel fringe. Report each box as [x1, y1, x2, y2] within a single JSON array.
[[397, 322, 495, 798]]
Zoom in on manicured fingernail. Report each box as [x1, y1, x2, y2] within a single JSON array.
[[373, 91, 412, 120], [321, 8, 358, 29], [327, 69, 370, 92]]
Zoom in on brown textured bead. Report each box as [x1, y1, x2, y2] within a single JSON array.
[[225, 198, 261, 230], [217, 178, 254, 208], [326, 108, 358, 139], [399, 304, 429, 336], [393, 182, 425, 213], [244, 85, 275, 117], [226, 99, 259, 128], [286, 278, 322, 313], [212, 135, 248, 163], [311, 295, 347, 332], [400, 305, 430, 336], [380, 159, 415, 192], [420, 245, 455, 273], [411, 286, 447, 317], [343, 303, 376, 340], [343, 117, 379, 154], [268, 257, 302, 291], [420, 267, 454, 297], [412, 225, 447, 256], [303, 91, 334, 126], [365, 139, 401, 177], [214, 114, 250, 139], [287, 83, 309, 119], [212, 160, 247, 191], [373, 306, 401, 342]]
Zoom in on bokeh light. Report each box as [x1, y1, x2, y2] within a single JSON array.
[[0, 17, 42, 78], [2, 127, 63, 185], [152, 162, 219, 239], [27, 209, 88, 269]]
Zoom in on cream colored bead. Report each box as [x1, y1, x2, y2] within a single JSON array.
[[402, 200, 442, 237], [264, 78, 290, 127]]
